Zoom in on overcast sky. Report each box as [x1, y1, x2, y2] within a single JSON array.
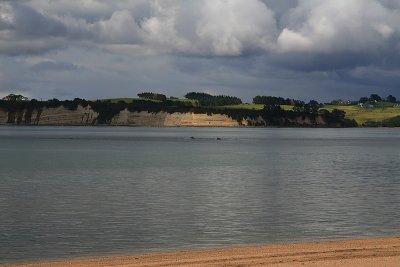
[[1, 0, 400, 102]]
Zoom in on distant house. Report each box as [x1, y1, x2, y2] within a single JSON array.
[[359, 103, 374, 108], [331, 99, 352, 106]]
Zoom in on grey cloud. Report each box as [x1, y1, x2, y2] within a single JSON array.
[[1, 0, 278, 56], [1, 0, 400, 101], [0, 38, 65, 56], [30, 60, 82, 72], [0, 2, 67, 37], [2, 0, 400, 62], [0, 2, 68, 55], [345, 66, 400, 89]]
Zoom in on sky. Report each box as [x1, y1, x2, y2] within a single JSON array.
[[1, 0, 400, 102]]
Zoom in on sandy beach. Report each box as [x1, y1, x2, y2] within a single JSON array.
[[4, 237, 400, 267]]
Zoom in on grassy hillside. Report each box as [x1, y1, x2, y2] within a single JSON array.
[[324, 104, 400, 125]]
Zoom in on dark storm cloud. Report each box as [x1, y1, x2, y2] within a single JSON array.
[[0, 0, 400, 100]]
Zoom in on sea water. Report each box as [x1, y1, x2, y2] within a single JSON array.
[[1, 126, 399, 263]]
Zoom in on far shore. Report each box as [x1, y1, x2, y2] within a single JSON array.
[[4, 237, 400, 267]]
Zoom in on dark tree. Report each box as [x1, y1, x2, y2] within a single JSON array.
[[386, 95, 397, 103], [369, 94, 382, 102], [332, 109, 346, 119], [138, 92, 167, 102], [293, 102, 305, 113], [359, 97, 369, 103], [185, 92, 242, 106], [308, 100, 320, 113], [2, 94, 29, 101], [253, 95, 297, 106]]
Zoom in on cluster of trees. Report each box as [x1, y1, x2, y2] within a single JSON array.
[[185, 92, 242, 106], [137, 92, 167, 102], [137, 91, 243, 107], [2, 94, 29, 102], [293, 101, 322, 114], [359, 94, 397, 104], [253, 95, 302, 106], [252, 95, 323, 114], [0, 96, 89, 113]]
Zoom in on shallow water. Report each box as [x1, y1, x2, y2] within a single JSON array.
[[0, 126, 399, 263]]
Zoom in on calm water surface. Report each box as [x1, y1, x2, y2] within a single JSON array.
[[0, 127, 399, 263]]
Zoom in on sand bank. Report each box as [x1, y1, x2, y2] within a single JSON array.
[[4, 237, 400, 267]]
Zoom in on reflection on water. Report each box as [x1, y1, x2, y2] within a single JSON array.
[[0, 127, 399, 263]]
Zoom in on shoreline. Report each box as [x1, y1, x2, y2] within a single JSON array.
[[4, 237, 400, 267]]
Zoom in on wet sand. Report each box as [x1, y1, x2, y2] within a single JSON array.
[[4, 237, 400, 267]]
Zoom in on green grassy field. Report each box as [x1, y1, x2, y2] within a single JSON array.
[[280, 105, 295, 111], [324, 104, 400, 125]]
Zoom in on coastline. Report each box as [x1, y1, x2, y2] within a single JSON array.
[[0, 105, 353, 128], [4, 237, 400, 267]]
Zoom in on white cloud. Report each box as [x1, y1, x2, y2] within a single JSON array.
[[276, 0, 400, 53], [277, 28, 312, 52], [140, 1, 192, 53], [96, 10, 142, 44], [137, 0, 278, 56], [195, 0, 277, 55]]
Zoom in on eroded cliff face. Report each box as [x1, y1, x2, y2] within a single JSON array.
[[111, 109, 240, 127], [1, 106, 99, 125], [37, 106, 98, 125], [0, 105, 329, 127], [0, 106, 242, 127], [0, 108, 7, 124]]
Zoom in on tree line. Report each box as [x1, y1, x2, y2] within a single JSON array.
[[184, 92, 242, 106], [253, 95, 303, 106], [359, 94, 397, 104], [137, 92, 167, 102]]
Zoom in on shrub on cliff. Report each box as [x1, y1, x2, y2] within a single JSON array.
[[381, 116, 400, 127], [90, 100, 126, 124]]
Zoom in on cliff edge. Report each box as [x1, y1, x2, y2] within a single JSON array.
[[0, 105, 332, 127]]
